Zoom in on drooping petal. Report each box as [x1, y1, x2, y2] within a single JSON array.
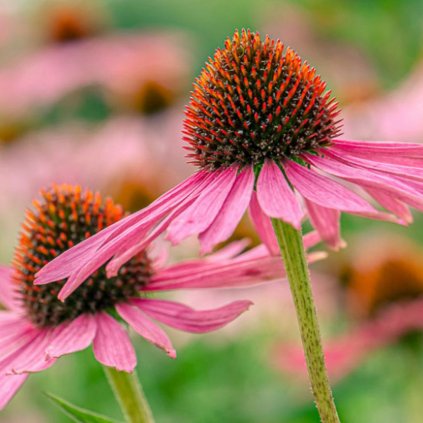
[[199, 166, 254, 254], [54, 172, 215, 299], [0, 322, 38, 361], [35, 170, 209, 285], [116, 303, 176, 358], [167, 166, 239, 244], [8, 329, 56, 374], [284, 160, 376, 213], [332, 139, 423, 167], [248, 192, 279, 255], [328, 149, 423, 181], [105, 194, 199, 278], [305, 151, 423, 211], [365, 188, 413, 224], [155, 238, 252, 280], [204, 239, 251, 262], [93, 313, 136, 372], [0, 266, 21, 312], [134, 298, 252, 333], [305, 200, 345, 250], [303, 231, 322, 250], [257, 160, 303, 229], [0, 374, 28, 410], [46, 314, 97, 359], [148, 255, 287, 291]]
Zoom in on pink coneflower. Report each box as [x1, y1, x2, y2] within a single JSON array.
[[1, 184, 318, 409], [37, 29, 423, 295]]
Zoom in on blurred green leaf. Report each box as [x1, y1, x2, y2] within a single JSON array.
[[46, 392, 121, 423]]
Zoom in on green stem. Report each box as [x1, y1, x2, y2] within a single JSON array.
[[272, 218, 340, 423], [104, 366, 155, 423]]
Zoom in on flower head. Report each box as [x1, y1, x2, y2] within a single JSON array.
[[3, 184, 308, 409], [14, 185, 151, 327], [36, 29, 423, 296], [184, 29, 341, 169]]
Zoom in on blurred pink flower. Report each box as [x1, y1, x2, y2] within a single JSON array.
[[273, 299, 423, 382], [0, 183, 307, 409], [343, 62, 423, 142], [0, 31, 191, 118], [273, 234, 423, 381]]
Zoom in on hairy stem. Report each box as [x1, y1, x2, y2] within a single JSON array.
[[272, 218, 340, 423], [104, 367, 155, 423]]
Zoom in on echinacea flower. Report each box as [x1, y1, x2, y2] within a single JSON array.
[[0, 184, 324, 409], [36, 29, 423, 297], [273, 234, 423, 381]]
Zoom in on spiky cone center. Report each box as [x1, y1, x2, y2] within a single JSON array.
[[13, 185, 152, 327], [183, 29, 342, 170]]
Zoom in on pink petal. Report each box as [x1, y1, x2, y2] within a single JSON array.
[[8, 329, 57, 375], [105, 194, 198, 277], [148, 255, 287, 291], [249, 192, 279, 255], [36, 170, 209, 285], [0, 374, 28, 410], [199, 166, 254, 254], [34, 225, 117, 285], [46, 314, 97, 359], [0, 266, 21, 312], [116, 303, 176, 358], [156, 238, 252, 280], [134, 298, 252, 333], [93, 313, 136, 372], [257, 160, 303, 229], [333, 139, 423, 161], [365, 188, 413, 224], [303, 231, 322, 249], [204, 239, 251, 262], [104, 172, 217, 277], [306, 151, 423, 210], [284, 161, 376, 213], [0, 319, 38, 361], [167, 166, 239, 244], [56, 172, 213, 298], [329, 149, 423, 181], [305, 200, 345, 250]]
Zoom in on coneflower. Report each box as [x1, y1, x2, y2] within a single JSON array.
[[1, 184, 321, 418]]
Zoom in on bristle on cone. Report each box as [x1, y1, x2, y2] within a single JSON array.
[[183, 29, 342, 170]]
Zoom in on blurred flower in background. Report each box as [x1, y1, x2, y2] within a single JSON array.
[[274, 233, 423, 382]]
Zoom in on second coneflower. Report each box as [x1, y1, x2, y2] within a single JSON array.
[[3, 184, 323, 419]]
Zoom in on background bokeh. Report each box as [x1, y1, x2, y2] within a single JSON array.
[[1, 0, 423, 422]]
